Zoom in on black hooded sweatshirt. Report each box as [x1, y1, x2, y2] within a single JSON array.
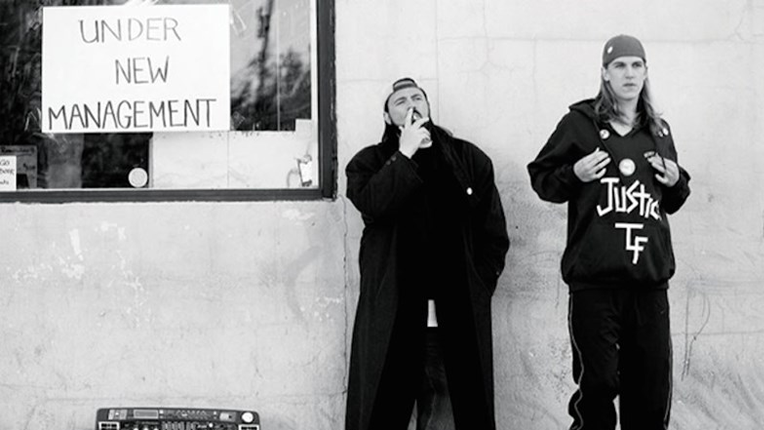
[[528, 99, 691, 291]]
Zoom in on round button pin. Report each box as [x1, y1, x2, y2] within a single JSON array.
[[241, 412, 254, 423], [619, 158, 636, 177], [599, 129, 610, 140]]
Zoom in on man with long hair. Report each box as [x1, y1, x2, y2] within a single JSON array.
[[345, 78, 509, 430], [527, 35, 691, 430]]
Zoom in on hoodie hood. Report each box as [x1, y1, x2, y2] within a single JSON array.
[[569, 99, 598, 121], [567, 98, 624, 166]]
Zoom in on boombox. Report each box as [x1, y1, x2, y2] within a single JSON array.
[[95, 407, 260, 430]]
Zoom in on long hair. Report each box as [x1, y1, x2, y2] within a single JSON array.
[[593, 73, 664, 136], [381, 123, 399, 147]]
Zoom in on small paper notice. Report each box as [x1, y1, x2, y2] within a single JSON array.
[[0, 156, 17, 191]]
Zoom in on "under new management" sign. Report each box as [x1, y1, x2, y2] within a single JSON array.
[[42, 4, 230, 133]]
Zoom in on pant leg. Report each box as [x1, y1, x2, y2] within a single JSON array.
[[436, 295, 496, 430], [568, 289, 622, 430], [619, 289, 672, 430], [416, 328, 455, 430]]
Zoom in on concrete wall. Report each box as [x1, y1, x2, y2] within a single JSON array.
[[1, 1, 763, 429], [338, 0, 764, 428], [0, 203, 347, 429]]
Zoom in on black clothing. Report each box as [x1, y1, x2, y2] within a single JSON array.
[[527, 99, 691, 291], [416, 329, 455, 429], [568, 288, 672, 430], [409, 146, 459, 298], [345, 124, 509, 430], [528, 99, 690, 430]]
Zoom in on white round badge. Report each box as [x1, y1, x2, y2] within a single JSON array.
[[619, 158, 636, 177], [599, 129, 610, 140], [128, 167, 149, 188]]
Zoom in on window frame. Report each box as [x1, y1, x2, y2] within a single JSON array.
[[0, 0, 336, 203]]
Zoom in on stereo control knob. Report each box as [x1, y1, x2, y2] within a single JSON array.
[[241, 412, 254, 423]]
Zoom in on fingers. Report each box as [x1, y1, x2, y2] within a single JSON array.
[[645, 152, 677, 168], [644, 152, 679, 186], [592, 152, 611, 168], [574, 147, 610, 182], [645, 154, 678, 175], [649, 158, 666, 174], [398, 113, 432, 157], [404, 107, 414, 127], [412, 117, 429, 128], [593, 152, 610, 178], [576, 149, 679, 185], [588, 147, 609, 162], [401, 108, 429, 130], [587, 149, 610, 173]]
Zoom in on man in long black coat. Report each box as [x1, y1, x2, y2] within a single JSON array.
[[345, 78, 510, 430]]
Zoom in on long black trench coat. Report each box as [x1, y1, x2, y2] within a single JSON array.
[[345, 125, 510, 430]]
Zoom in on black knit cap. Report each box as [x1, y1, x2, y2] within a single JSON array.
[[602, 35, 646, 66]]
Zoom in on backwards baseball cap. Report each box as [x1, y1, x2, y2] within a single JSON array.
[[602, 35, 646, 66], [384, 77, 427, 111], [391, 77, 419, 92]]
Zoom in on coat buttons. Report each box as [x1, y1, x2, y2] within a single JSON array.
[[466, 187, 473, 195]]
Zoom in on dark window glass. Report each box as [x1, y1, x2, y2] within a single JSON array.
[[0, 0, 331, 197]]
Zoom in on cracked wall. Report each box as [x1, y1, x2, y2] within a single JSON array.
[[0, 203, 349, 429], [0, 1, 763, 429], [338, 0, 764, 428]]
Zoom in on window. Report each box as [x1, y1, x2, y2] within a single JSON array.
[[0, 0, 335, 202]]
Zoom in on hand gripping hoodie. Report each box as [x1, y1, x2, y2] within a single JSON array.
[[528, 99, 691, 291]]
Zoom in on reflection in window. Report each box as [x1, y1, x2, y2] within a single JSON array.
[[229, 0, 312, 131], [0, 0, 315, 190]]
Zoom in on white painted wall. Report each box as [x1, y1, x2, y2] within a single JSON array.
[[337, 0, 764, 428], [1, 1, 762, 429], [0, 202, 347, 429]]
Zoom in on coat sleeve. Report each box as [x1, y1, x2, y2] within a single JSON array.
[[346, 147, 423, 221], [527, 114, 584, 203], [658, 124, 691, 215], [472, 154, 510, 294]]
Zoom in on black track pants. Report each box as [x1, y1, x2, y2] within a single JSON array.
[[568, 288, 672, 430]]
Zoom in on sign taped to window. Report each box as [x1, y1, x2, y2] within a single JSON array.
[[0, 156, 17, 191], [0, 146, 37, 189], [41, 5, 231, 133]]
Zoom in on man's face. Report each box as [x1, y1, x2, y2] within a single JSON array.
[[385, 87, 430, 126], [602, 56, 647, 103]]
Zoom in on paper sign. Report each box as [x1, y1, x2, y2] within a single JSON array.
[[0, 146, 37, 188], [0, 156, 17, 191], [42, 4, 230, 133]]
